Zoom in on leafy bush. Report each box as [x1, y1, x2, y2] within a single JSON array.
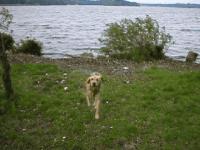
[[17, 38, 42, 56], [99, 16, 172, 61], [0, 32, 15, 51]]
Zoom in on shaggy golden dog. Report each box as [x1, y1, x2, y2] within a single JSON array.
[[85, 72, 102, 119]]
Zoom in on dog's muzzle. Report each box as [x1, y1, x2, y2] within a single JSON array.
[[92, 83, 96, 87]]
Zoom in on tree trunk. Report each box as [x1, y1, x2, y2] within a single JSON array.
[[0, 34, 14, 100]]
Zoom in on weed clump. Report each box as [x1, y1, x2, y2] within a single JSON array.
[[17, 38, 42, 56], [0, 32, 15, 51]]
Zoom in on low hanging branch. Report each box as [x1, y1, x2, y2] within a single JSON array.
[[0, 8, 14, 100]]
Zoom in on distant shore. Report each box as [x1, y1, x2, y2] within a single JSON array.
[[142, 3, 200, 8], [0, 4, 140, 6], [0, 0, 140, 6], [1, 3, 200, 8]]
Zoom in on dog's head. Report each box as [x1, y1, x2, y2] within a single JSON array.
[[87, 73, 102, 88]]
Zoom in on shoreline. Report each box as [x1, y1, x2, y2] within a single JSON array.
[[42, 53, 200, 64], [8, 53, 200, 77]]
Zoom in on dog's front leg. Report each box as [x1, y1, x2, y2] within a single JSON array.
[[93, 98, 97, 107], [95, 99, 100, 119], [93, 92, 99, 107], [95, 94, 100, 119], [86, 92, 91, 106]]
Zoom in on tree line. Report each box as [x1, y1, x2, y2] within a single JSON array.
[[0, 0, 140, 6]]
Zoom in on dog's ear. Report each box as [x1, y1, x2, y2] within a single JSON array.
[[86, 78, 90, 84], [99, 74, 102, 81]]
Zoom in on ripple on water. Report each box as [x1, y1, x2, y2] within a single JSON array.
[[6, 5, 200, 62]]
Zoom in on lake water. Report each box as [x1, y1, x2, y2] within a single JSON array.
[[5, 5, 200, 62]]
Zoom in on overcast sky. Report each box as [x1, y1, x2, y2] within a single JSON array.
[[128, 0, 200, 4]]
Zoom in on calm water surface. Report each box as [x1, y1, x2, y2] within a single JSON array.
[[5, 6, 200, 62]]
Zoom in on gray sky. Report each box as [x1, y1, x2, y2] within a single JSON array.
[[128, 0, 200, 4]]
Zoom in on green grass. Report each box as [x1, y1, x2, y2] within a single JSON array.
[[0, 64, 200, 149]]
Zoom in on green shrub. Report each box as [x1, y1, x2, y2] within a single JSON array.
[[0, 32, 15, 51], [17, 38, 42, 56], [99, 16, 172, 61]]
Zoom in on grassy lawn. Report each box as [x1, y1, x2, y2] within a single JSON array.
[[0, 64, 200, 149]]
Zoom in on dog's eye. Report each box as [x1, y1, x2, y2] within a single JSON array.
[[96, 79, 99, 81]]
